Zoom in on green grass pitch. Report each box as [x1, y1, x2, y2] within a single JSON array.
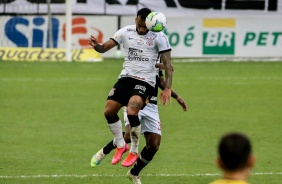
[[0, 59, 282, 184]]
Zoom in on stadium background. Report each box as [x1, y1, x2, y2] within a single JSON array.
[[1, 1, 282, 184], [1, 0, 282, 61]]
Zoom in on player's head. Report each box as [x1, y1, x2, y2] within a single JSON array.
[[135, 8, 151, 35], [217, 132, 255, 172]]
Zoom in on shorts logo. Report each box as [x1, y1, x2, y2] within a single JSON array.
[[108, 88, 116, 96], [150, 96, 157, 101], [134, 85, 146, 92]]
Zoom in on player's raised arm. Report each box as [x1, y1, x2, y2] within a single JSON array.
[[88, 35, 117, 53], [159, 51, 173, 105]]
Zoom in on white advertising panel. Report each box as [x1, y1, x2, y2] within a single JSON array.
[[1, 0, 282, 16]]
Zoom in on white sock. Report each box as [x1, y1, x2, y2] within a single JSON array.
[[109, 120, 125, 148], [130, 125, 141, 154], [95, 148, 106, 161]]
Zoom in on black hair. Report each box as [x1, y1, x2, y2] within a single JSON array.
[[137, 8, 151, 21], [219, 132, 252, 171]]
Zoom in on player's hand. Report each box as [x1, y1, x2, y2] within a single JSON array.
[[155, 64, 174, 75], [155, 63, 164, 69], [176, 96, 188, 111], [160, 88, 171, 106], [88, 35, 99, 48]]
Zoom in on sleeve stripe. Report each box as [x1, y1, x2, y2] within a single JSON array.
[[159, 48, 172, 54], [110, 38, 119, 45]]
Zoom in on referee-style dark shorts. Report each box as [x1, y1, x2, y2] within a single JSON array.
[[107, 77, 154, 107]]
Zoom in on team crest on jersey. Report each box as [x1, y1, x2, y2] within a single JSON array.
[[146, 37, 155, 46], [108, 88, 116, 96]]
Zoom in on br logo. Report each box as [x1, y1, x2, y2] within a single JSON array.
[[62, 17, 104, 48], [202, 18, 235, 55]]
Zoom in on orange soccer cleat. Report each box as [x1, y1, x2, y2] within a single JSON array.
[[111, 144, 129, 164], [122, 152, 139, 167]]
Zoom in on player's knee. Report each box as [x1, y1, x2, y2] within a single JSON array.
[[104, 107, 115, 117], [104, 102, 121, 117], [146, 142, 160, 152], [127, 100, 142, 115], [145, 133, 161, 152]]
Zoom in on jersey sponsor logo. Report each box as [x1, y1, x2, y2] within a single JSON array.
[[108, 88, 116, 96], [129, 47, 143, 54], [128, 57, 149, 61], [127, 47, 149, 61], [127, 28, 136, 32], [134, 85, 146, 92]]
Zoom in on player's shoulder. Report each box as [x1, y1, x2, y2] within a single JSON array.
[[121, 25, 136, 32], [115, 25, 136, 38]]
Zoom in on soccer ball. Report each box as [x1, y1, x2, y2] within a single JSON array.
[[145, 12, 167, 32]]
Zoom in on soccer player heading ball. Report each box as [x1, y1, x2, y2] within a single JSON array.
[[88, 8, 173, 184]]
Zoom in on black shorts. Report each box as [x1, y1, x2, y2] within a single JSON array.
[[107, 77, 154, 107]]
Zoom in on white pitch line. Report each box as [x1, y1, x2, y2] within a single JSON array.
[[1, 172, 282, 179]]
